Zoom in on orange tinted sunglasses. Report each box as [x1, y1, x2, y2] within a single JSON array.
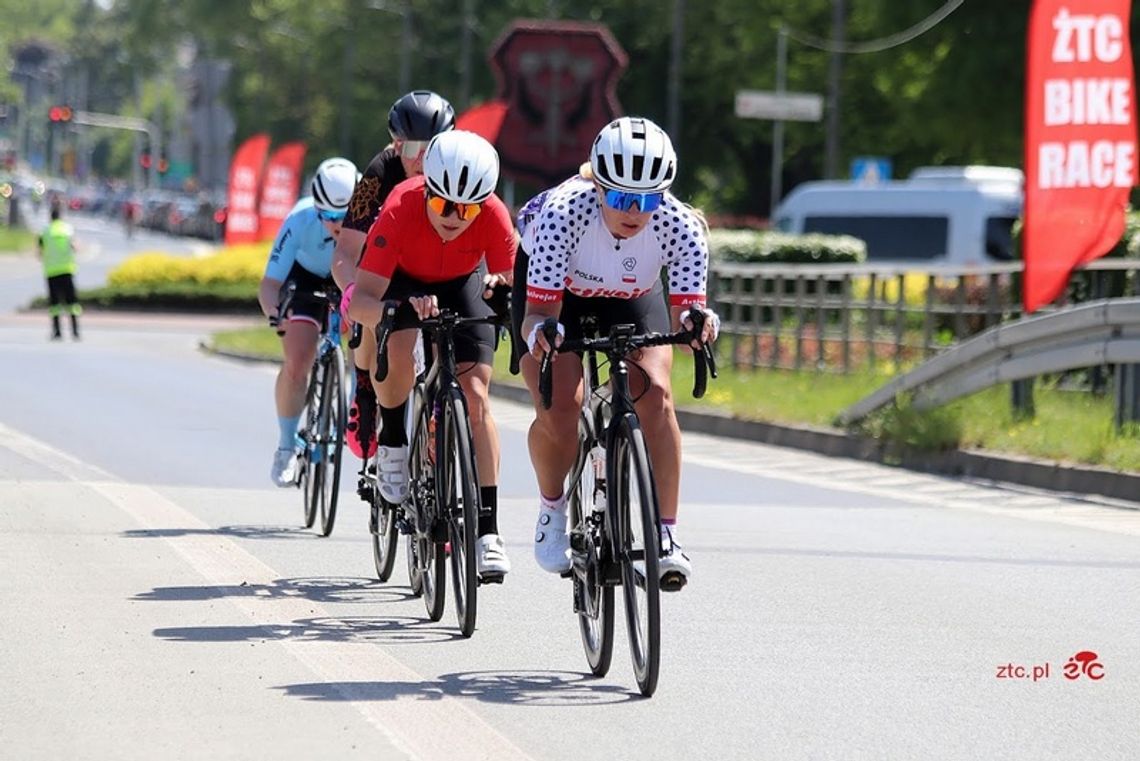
[[426, 191, 483, 221]]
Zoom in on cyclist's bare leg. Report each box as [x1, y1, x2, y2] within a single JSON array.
[[276, 319, 320, 418], [458, 362, 498, 486], [628, 345, 681, 521], [521, 353, 584, 498]]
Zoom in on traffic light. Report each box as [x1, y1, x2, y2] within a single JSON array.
[[139, 152, 152, 170], [157, 156, 169, 174], [48, 105, 73, 123]]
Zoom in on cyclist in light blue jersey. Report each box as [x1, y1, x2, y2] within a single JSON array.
[[258, 157, 359, 487]]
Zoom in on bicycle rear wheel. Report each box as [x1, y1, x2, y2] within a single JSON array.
[[441, 392, 479, 638], [317, 346, 346, 537], [409, 389, 445, 621], [571, 427, 615, 677], [612, 414, 661, 697], [299, 364, 322, 529], [370, 455, 399, 581]]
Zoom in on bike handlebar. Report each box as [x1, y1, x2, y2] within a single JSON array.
[[538, 319, 718, 410], [372, 283, 513, 383], [269, 282, 298, 336]]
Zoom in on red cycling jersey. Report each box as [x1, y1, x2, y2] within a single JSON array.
[[358, 176, 516, 282]]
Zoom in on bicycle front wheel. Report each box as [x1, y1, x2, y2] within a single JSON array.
[[317, 346, 346, 537], [299, 363, 322, 529], [612, 414, 661, 697], [441, 392, 479, 638]]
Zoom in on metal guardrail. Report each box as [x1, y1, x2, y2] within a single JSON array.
[[709, 259, 1140, 374], [835, 298, 1140, 426]]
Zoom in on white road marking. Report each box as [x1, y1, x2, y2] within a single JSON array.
[[0, 421, 534, 761]]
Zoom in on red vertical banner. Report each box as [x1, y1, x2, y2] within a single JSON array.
[[1023, 1, 1138, 313], [257, 141, 307, 241], [223, 133, 270, 246]]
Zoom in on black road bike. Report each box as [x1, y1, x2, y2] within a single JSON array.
[[538, 313, 716, 696], [271, 281, 347, 537], [371, 291, 510, 638]]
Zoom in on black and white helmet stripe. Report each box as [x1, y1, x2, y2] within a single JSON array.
[[590, 116, 676, 192], [423, 130, 500, 204], [311, 157, 359, 212]]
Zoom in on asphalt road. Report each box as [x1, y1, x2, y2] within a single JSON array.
[[1, 224, 1138, 760]]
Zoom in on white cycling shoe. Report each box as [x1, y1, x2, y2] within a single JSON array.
[[476, 534, 511, 578], [376, 445, 409, 504], [534, 507, 571, 573], [271, 448, 298, 488], [658, 526, 691, 591]]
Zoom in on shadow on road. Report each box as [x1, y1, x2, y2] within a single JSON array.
[[153, 615, 463, 645], [688, 544, 1140, 570], [122, 524, 313, 541], [133, 576, 415, 605], [277, 670, 640, 706]]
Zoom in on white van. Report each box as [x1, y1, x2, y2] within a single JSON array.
[[772, 166, 1024, 265]]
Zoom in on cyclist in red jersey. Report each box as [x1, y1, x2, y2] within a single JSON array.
[[349, 130, 516, 578]]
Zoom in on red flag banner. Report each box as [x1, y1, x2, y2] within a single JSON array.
[[257, 141, 307, 241], [1023, 0, 1138, 313], [224, 133, 271, 245]]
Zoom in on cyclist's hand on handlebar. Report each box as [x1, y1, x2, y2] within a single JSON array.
[[482, 272, 510, 299], [408, 294, 440, 321], [527, 318, 564, 360], [680, 307, 721, 348]]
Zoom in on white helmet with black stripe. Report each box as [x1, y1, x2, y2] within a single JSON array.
[[423, 130, 500, 204], [590, 116, 676, 192], [310, 157, 359, 212]]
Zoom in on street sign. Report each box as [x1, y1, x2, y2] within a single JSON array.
[[851, 156, 892, 184], [734, 90, 823, 122]]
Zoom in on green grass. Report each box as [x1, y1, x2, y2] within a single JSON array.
[[211, 325, 1140, 471], [0, 226, 36, 254], [210, 325, 282, 358]]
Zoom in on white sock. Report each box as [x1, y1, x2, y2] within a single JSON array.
[[660, 524, 679, 547], [540, 492, 567, 513]]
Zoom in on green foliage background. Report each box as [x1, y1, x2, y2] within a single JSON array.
[[4, 1, 1140, 214]]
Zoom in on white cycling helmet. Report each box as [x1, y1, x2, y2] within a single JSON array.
[[590, 116, 676, 192], [422, 130, 499, 203], [310, 157, 359, 212]]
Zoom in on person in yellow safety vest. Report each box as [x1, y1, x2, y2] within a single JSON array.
[[38, 204, 81, 340]]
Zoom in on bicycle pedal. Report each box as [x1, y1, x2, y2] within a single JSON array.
[[660, 571, 687, 592], [559, 569, 574, 580], [478, 573, 504, 585]]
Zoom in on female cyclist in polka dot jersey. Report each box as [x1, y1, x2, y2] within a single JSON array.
[[513, 117, 720, 588]]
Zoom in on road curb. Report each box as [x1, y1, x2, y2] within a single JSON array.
[[199, 345, 1140, 506]]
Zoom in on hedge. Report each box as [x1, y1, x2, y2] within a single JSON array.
[[708, 229, 867, 265]]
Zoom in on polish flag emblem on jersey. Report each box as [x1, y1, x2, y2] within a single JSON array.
[[622, 256, 636, 283]]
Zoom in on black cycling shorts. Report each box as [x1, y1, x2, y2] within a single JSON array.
[[284, 263, 336, 331], [510, 247, 669, 356], [383, 267, 496, 366]]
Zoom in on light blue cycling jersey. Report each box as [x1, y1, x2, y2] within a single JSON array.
[[263, 197, 336, 281]]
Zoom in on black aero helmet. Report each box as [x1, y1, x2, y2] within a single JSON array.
[[388, 90, 456, 141]]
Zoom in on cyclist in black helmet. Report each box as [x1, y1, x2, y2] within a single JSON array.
[[331, 90, 456, 463]]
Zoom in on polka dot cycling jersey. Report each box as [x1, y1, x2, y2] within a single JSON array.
[[263, 197, 336, 281], [521, 177, 709, 307]]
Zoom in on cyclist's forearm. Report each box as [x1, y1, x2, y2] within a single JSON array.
[[347, 272, 391, 327], [259, 277, 282, 318], [331, 228, 365, 290]]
